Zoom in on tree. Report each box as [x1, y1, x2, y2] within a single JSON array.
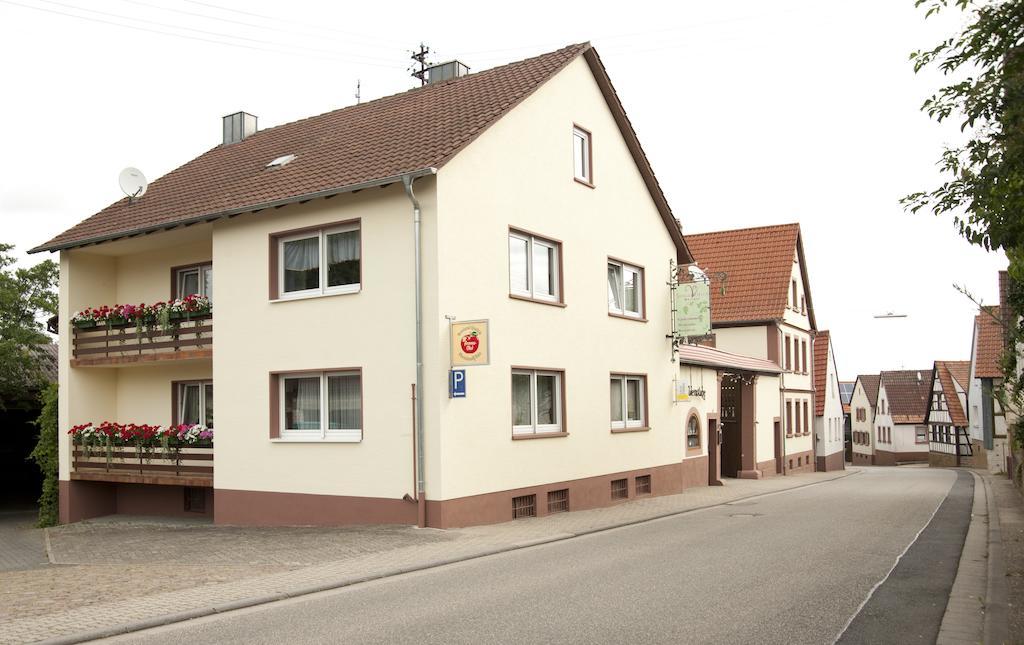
[[30, 383, 58, 527], [0, 243, 58, 404], [903, 0, 1024, 266]]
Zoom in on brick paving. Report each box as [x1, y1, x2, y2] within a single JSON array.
[[0, 511, 48, 573], [0, 469, 854, 644]]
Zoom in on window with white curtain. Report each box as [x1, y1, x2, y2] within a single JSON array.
[[278, 223, 360, 298], [572, 126, 591, 183], [280, 371, 361, 441], [610, 374, 645, 429], [508, 231, 560, 302], [608, 259, 643, 318], [512, 369, 563, 436], [178, 381, 213, 428], [175, 264, 213, 301]]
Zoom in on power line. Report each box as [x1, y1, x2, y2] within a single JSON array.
[[115, 0, 406, 62], [1, 0, 405, 68], [28, 0, 404, 67]]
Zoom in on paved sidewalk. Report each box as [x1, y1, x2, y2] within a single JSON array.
[[0, 510, 48, 572], [0, 468, 855, 644], [988, 471, 1024, 639]]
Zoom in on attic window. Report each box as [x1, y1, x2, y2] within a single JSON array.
[[266, 154, 297, 168]]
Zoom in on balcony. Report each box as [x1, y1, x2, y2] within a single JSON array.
[[71, 445, 213, 487], [70, 297, 212, 367]]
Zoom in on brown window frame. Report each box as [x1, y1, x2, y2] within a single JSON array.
[[572, 124, 594, 188], [803, 401, 810, 435], [610, 372, 649, 433], [785, 336, 792, 371], [508, 227, 565, 307], [607, 256, 647, 322], [786, 400, 793, 437], [268, 217, 362, 301], [511, 366, 568, 439], [171, 379, 214, 428], [171, 262, 213, 300], [801, 340, 808, 374], [685, 411, 702, 450]]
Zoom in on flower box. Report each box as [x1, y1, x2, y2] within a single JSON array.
[[73, 320, 97, 330]]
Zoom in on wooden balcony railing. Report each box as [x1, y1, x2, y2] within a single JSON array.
[[71, 314, 212, 366], [71, 445, 213, 487]]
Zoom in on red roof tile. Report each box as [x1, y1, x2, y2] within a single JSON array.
[[934, 361, 970, 426], [685, 223, 811, 325], [975, 307, 1004, 379], [814, 330, 830, 416], [880, 369, 932, 424], [33, 44, 690, 263]]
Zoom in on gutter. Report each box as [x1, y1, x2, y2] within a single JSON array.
[[402, 170, 436, 528], [30, 168, 438, 254]]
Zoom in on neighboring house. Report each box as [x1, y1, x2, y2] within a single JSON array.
[[839, 380, 854, 461], [875, 369, 932, 465], [968, 303, 1009, 473], [685, 223, 817, 476], [812, 330, 844, 471], [30, 43, 749, 528], [926, 361, 973, 467], [850, 374, 880, 465]]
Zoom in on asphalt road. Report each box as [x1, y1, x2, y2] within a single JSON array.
[[111, 466, 962, 645]]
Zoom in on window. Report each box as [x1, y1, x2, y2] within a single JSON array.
[[785, 336, 792, 371], [509, 231, 561, 303], [512, 369, 564, 436], [792, 280, 798, 308], [279, 370, 361, 441], [608, 259, 644, 318], [610, 374, 646, 430], [803, 401, 809, 435], [572, 125, 592, 184], [177, 381, 214, 428], [686, 413, 701, 448], [916, 426, 928, 443], [786, 400, 793, 436], [801, 340, 808, 373], [547, 489, 569, 513], [513, 494, 537, 519], [635, 475, 652, 496], [276, 222, 360, 299], [611, 478, 628, 500], [174, 264, 213, 301]]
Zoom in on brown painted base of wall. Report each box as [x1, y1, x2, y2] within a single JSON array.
[[215, 489, 417, 526], [929, 451, 959, 468], [929, 441, 989, 469], [59, 479, 213, 524], [753, 459, 777, 478], [816, 450, 846, 472], [852, 451, 874, 466], [783, 449, 816, 475], [426, 458, 709, 529], [875, 449, 928, 466]]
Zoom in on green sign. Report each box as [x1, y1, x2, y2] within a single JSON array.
[[675, 281, 711, 338]]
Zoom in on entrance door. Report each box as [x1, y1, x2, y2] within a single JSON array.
[[720, 375, 743, 477]]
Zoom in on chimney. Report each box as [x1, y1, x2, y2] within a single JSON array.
[[222, 111, 258, 145], [425, 60, 470, 85]]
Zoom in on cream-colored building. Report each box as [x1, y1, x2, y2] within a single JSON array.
[[35, 44, 784, 528], [850, 374, 879, 465], [684, 224, 819, 476]]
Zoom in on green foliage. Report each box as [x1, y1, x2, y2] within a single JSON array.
[[0, 243, 57, 404], [29, 384, 58, 527], [903, 0, 1024, 255]]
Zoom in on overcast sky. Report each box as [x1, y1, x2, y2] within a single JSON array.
[[0, 0, 1006, 379]]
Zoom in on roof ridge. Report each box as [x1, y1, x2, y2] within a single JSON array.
[[685, 222, 801, 239]]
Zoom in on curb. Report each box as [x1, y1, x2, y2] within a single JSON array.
[[982, 474, 1010, 645], [33, 469, 858, 644]]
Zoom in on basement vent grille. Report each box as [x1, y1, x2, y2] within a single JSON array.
[[512, 494, 536, 519], [635, 475, 652, 496], [547, 489, 569, 514], [611, 478, 628, 500]]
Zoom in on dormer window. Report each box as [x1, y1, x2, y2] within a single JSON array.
[[572, 125, 592, 185]]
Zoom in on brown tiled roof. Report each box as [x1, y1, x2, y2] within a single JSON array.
[[684, 223, 813, 326], [33, 44, 691, 263], [935, 361, 970, 426], [975, 306, 1005, 379], [813, 330, 830, 416], [858, 374, 881, 408], [880, 369, 931, 424]]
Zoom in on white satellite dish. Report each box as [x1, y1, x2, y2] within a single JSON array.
[[118, 167, 148, 200]]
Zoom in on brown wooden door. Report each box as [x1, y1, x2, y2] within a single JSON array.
[[720, 376, 742, 477]]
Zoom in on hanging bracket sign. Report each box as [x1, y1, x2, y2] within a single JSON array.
[[450, 320, 490, 366], [674, 280, 711, 339]]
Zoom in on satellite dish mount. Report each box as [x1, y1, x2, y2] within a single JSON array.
[[118, 167, 148, 202]]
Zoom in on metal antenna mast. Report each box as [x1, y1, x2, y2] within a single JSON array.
[[410, 43, 431, 85], [355, 79, 361, 104]]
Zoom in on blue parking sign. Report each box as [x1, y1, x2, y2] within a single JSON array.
[[449, 369, 466, 398]]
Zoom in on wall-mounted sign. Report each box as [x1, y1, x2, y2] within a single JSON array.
[[674, 379, 689, 403], [449, 369, 466, 398], [675, 281, 711, 338], [450, 320, 490, 366], [688, 386, 707, 400]]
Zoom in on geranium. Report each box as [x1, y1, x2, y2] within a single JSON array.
[[71, 297, 211, 328]]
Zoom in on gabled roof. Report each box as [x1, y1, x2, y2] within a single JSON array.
[[880, 369, 932, 424], [975, 306, 1005, 379], [857, 374, 881, 408], [813, 330, 830, 416], [32, 44, 691, 264], [934, 361, 970, 426], [676, 344, 782, 375], [684, 223, 815, 328]]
